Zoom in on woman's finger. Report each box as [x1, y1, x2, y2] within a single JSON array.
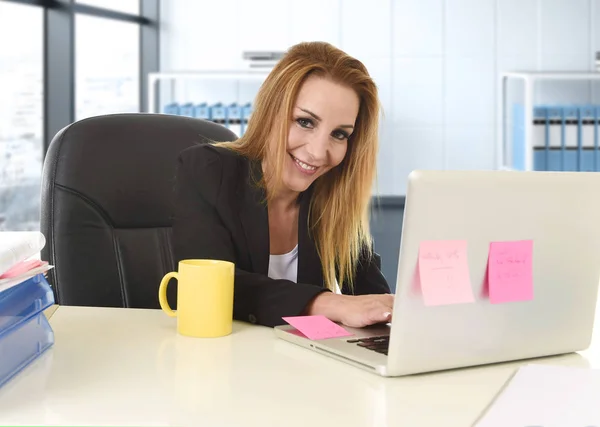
[[377, 299, 394, 314], [367, 309, 392, 324]]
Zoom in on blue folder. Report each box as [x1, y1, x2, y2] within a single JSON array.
[[0, 274, 55, 388]]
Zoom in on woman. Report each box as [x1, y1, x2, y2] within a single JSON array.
[[173, 41, 393, 328]]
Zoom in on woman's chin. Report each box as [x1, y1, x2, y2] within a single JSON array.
[[282, 176, 314, 194]]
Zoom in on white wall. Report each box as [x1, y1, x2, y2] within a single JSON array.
[[160, 0, 600, 196]]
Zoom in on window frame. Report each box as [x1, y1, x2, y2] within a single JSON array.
[[1, 0, 159, 153]]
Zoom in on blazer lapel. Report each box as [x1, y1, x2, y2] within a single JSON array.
[[297, 187, 324, 288], [238, 160, 270, 275], [238, 159, 324, 288]]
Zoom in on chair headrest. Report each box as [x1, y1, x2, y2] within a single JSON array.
[[42, 113, 238, 228]]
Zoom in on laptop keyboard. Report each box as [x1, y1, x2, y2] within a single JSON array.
[[346, 335, 389, 356]]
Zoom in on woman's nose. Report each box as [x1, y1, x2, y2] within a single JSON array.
[[304, 133, 329, 163]]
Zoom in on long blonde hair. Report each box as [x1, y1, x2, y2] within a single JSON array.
[[216, 41, 381, 292]]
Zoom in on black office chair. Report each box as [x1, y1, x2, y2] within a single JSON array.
[[40, 113, 238, 308]]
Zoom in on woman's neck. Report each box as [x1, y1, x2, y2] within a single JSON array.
[[269, 189, 299, 213], [261, 159, 300, 212]]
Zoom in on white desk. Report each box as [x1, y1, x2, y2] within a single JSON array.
[[0, 305, 598, 427]]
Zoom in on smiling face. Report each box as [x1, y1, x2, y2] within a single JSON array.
[[274, 75, 360, 197]]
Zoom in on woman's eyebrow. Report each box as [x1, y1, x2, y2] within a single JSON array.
[[299, 108, 321, 121], [299, 107, 354, 129]]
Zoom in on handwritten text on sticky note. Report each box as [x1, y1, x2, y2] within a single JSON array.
[[418, 240, 475, 306], [488, 240, 533, 304], [282, 315, 353, 340]]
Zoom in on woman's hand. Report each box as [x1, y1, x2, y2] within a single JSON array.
[[306, 292, 394, 328]]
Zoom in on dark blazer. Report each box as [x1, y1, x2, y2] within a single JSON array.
[[172, 143, 391, 327]]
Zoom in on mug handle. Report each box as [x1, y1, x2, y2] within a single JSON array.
[[159, 272, 178, 317]]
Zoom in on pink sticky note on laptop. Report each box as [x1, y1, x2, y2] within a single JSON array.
[[488, 240, 534, 304], [418, 240, 475, 306], [282, 315, 353, 340]]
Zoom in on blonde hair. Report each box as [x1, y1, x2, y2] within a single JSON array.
[[216, 41, 381, 292]]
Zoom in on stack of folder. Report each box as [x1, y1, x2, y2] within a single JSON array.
[[0, 232, 55, 388], [163, 102, 253, 137], [511, 104, 600, 171]]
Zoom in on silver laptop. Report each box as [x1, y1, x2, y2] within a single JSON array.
[[275, 170, 600, 377]]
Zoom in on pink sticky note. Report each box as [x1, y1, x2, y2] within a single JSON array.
[[0, 259, 47, 279], [488, 240, 533, 304], [418, 240, 475, 306], [282, 315, 353, 340]]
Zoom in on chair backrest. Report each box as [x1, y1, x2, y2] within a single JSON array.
[[40, 113, 238, 308]]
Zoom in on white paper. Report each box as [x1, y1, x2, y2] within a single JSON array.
[[0, 232, 46, 276], [475, 364, 600, 427], [0, 265, 54, 294]]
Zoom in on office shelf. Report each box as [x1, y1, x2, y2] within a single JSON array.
[[147, 70, 270, 114], [499, 71, 600, 171]]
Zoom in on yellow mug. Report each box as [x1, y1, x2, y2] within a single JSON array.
[[159, 259, 235, 338]]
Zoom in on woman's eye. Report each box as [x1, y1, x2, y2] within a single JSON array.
[[332, 130, 349, 140], [296, 118, 313, 128]]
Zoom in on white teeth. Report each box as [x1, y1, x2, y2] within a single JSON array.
[[293, 156, 317, 171]]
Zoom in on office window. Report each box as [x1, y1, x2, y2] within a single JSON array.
[[75, 15, 140, 120], [76, 0, 140, 15], [0, 2, 43, 231]]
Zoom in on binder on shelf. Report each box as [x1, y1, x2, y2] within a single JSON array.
[[514, 104, 600, 172], [511, 103, 525, 170], [227, 103, 242, 137], [241, 103, 253, 136], [194, 103, 210, 120], [179, 103, 195, 118], [163, 103, 180, 115], [210, 103, 227, 128], [0, 274, 55, 388], [578, 105, 599, 171]]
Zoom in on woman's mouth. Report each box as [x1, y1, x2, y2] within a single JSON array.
[[290, 154, 319, 175]]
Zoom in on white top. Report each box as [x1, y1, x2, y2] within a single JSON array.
[[267, 244, 298, 282], [0, 305, 598, 427]]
